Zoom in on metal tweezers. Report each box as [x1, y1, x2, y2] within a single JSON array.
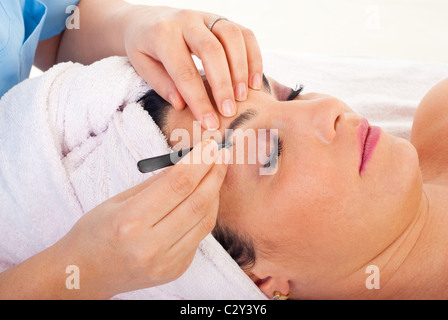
[[137, 141, 232, 173]]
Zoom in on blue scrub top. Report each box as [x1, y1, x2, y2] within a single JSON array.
[[0, 0, 80, 97]]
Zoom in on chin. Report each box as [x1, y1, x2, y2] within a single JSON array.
[[392, 134, 422, 184], [382, 133, 423, 219], [362, 131, 422, 214], [353, 134, 423, 263], [373, 131, 420, 180]]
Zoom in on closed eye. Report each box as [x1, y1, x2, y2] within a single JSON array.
[[286, 84, 304, 101], [262, 74, 304, 102], [263, 135, 283, 169]]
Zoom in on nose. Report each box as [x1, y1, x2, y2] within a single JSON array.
[[308, 96, 346, 144]]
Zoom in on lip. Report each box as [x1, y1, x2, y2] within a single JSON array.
[[358, 118, 381, 174]]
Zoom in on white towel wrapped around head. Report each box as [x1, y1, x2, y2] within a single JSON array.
[[0, 56, 266, 300]]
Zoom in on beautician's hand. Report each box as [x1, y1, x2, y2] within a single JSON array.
[[57, 140, 228, 298], [122, 6, 263, 130], [52, 1, 263, 129]]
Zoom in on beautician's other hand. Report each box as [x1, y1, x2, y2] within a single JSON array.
[[123, 6, 263, 130], [57, 140, 228, 298]]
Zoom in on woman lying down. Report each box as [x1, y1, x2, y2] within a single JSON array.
[[1, 56, 447, 299], [141, 67, 448, 300]]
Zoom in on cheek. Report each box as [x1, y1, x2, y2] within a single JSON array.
[[269, 155, 370, 264], [280, 169, 350, 236], [217, 164, 260, 226], [350, 134, 421, 229], [287, 137, 423, 273], [352, 136, 422, 238], [284, 148, 351, 215]]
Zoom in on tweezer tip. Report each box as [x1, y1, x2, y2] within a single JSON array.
[[219, 141, 233, 149]]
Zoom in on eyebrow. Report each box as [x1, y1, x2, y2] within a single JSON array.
[[224, 74, 271, 140], [228, 108, 258, 132], [225, 108, 258, 141]]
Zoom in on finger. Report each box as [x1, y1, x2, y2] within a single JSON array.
[[155, 154, 226, 249], [238, 25, 263, 90], [168, 194, 219, 263], [210, 20, 249, 102], [158, 36, 221, 130], [130, 51, 185, 110], [165, 196, 219, 271], [121, 140, 220, 224], [183, 25, 237, 118]]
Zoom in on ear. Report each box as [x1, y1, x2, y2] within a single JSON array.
[[249, 273, 290, 300]]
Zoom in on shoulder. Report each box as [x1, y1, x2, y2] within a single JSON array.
[[411, 78, 448, 182]]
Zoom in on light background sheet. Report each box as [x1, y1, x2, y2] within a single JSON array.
[[127, 0, 448, 63], [31, 0, 448, 75]]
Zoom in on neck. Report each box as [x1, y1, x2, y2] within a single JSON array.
[[353, 183, 448, 299]]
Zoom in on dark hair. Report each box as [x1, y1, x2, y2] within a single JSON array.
[[212, 222, 256, 271], [138, 89, 171, 133], [138, 89, 257, 271]]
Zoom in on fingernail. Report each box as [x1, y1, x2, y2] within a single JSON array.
[[235, 82, 247, 101], [168, 92, 176, 107], [203, 113, 220, 131], [202, 139, 219, 165], [251, 73, 262, 90], [222, 99, 236, 117], [203, 138, 218, 153], [201, 139, 214, 147]]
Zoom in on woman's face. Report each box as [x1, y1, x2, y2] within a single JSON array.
[[164, 76, 423, 299]]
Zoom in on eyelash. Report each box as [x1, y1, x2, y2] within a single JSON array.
[[286, 84, 304, 101], [263, 136, 284, 168], [262, 83, 302, 168]]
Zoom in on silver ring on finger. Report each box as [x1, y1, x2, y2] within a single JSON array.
[[208, 16, 229, 32]]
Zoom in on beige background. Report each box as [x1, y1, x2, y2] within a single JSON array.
[[31, 0, 448, 77], [127, 0, 448, 63]]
